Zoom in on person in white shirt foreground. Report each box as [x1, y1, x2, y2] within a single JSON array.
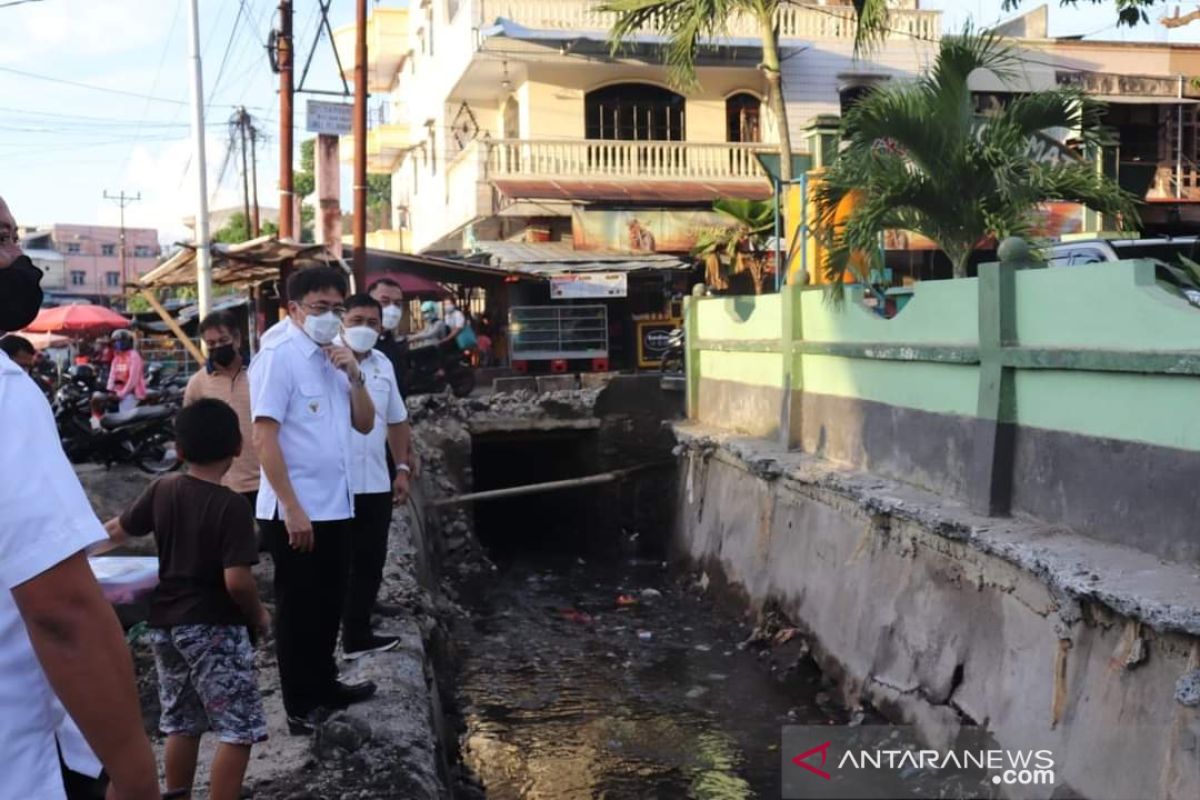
[[334, 294, 413, 659], [248, 265, 376, 735], [0, 194, 160, 799]]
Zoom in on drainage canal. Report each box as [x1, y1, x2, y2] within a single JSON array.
[[448, 428, 852, 799]]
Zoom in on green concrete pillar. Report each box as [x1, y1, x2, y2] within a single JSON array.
[[684, 285, 703, 420], [968, 238, 1035, 516], [805, 115, 841, 170], [778, 282, 799, 449], [1082, 142, 1119, 233]]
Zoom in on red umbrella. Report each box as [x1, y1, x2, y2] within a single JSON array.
[[369, 271, 449, 299], [24, 304, 132, 334]]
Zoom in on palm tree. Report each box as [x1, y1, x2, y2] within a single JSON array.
[[694, 198, 775, 294], [850, 0, 1162, 52], [600, 0, 795, 182], [813, 29, 1139, 283]]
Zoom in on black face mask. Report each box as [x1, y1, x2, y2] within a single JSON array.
[[210, 343, 238, 368], [0, 256, 44, 332]]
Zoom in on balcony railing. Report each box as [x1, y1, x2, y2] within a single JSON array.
[[478, 0, 941, 42], [1150, 161, 1200, 201], [486, 139, 774, 181]]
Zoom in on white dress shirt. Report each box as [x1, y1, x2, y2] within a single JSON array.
[[249, 319, 357, 522], [0, 352, 105, 797], [342, 345, 408, 495]]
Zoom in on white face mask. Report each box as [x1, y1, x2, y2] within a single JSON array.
[[342, 325, 380, 354], [302, 311, 341, 345], [381, 304, 403, 331]]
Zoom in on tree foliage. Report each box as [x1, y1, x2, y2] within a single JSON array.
[[851, 0, 1168, 52], [814, 29, 1139, 286], [600, 0, 795, 180], [211, 212, 279, 245], [694, 198, 775, 294]]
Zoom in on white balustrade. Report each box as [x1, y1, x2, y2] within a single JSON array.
[[486, 139, 774, 181], [479, 0, 940, 42]]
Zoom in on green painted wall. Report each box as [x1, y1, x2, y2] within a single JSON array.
[[1014, 260, 1200, 350], [1014, 371, 1200, 451], [689, 260, 1200, 453], [801, 355, 978, 417], [695, 295, 782, 341], [797, 281, 978, 345], [698, 351, 785, 388]]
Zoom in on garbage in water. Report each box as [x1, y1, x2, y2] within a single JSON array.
[[616, 593, 639, 607], [640, 587, 662, 599], [560, 608, 593, 624], [636, 629, 653, 641]]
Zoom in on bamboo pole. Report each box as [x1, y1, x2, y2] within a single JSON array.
[[139, 288, 206, 364], [432, 462, 673, 508]]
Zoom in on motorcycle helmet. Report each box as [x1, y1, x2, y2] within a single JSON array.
[[67, 363, 96, 386], [420, 300, 439, 319]]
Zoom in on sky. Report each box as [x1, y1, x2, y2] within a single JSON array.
[[0, 0, 1197, 242]]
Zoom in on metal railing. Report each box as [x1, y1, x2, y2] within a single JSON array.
[[486, 138, 773, 181], [478, 0, 941, 42], [1152, 159, 1200, 200]]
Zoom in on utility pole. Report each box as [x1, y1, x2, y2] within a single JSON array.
[[236, 107, 252, 238], [249, 123, 261, 237], [186, 0, 213, 317], [352, 0, 368, 289], [102, 190, 141, 291], [278, 0, 294, 241]]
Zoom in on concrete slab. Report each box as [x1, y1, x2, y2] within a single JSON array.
[[493, 376, 537, 394], [536, 375, 579, 393], [580, 371, 618, 390]]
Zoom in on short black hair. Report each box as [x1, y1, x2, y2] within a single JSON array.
[[369, 277, 403, 293], [174, 398, 241, 465], [199, 309, 240, 336], [0, 335, 35, 358], [345, 293, 382, 316], [286, 265, 348, 304]]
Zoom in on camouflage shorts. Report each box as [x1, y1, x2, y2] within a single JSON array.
[[148, 625, 268, 745]]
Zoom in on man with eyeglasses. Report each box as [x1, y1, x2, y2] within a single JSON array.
[[249, 265, 377, 735]]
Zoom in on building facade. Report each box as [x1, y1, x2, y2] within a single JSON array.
[[20, 223, 161, 301], [336, 0, 940, 254]]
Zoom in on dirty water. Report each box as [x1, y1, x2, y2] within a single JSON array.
[[452, 553, 847, 800]]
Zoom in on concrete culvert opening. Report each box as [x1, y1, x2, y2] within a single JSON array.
[[468, 427, 630, 558]]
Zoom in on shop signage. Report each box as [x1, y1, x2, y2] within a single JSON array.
[[306, 100, 353, 136], [549, 272, 628, 299]]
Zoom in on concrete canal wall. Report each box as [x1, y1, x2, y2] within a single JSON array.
[[677, 257, 1200, 799]]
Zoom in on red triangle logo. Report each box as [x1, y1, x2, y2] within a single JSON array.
[[792, 741, 833, 780]]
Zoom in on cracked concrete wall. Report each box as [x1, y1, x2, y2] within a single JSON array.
[[676, 445, 1200, 800]]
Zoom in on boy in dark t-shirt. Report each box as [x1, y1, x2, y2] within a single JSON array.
[[103, 398, 269, 800]]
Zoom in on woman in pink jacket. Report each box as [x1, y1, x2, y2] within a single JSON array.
[[106, 329, 145, 412]]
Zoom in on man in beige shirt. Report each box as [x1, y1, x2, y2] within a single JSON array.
[[184, 310, 260, 507]]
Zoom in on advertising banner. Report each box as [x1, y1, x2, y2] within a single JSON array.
[[572, 208, 731, 253], [549, 272, 628, 300]]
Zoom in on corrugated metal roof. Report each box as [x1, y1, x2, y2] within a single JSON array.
[[473, 241, 689, 274], [138, 236, 327, 288]]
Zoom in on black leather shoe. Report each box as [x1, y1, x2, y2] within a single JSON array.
[[325, 679, 377, 709], [286, 707, 330, 736]]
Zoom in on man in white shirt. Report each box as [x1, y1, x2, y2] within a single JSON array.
[[0, 196, 160, 799], [335, 294, 412, 659], [248, 265, 377, 735]]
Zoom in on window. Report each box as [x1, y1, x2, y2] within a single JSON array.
[[134, 245, 153, 257], [726, 93, 761, 143], [585, 84, 685, 141], [105, 271, 120, 288], [101, 243, 116, 257], [66, 242, 81, 254], [70, 270, 86, 286]]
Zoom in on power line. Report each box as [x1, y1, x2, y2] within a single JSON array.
[[0, 64, 267, 109], [118, 0, 184, 182]]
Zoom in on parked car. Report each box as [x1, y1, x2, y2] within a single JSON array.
[[1044, 236, 1200, 306]]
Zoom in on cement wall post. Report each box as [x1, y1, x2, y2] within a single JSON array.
[[778, 281, 799, 449], [968, 238, 1033, 515], [684, 285, 703, 420]]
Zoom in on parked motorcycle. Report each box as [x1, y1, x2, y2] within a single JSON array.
[[54, 382, 179, 474], [405, 342, 476, 398], [660, 327, 686, 376]]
